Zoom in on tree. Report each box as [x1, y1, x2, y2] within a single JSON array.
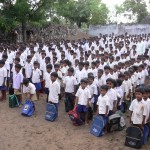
[[115, 0, 148, 23], [55, 0, 109, 27], [0, 0, 54, 41]]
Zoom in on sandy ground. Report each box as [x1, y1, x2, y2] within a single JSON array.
[[0, 94, 149, 150]]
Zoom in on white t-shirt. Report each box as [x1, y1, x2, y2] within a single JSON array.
[[24, 62, 33, 78], [32, 68, 41, 83], [107, 88, 117, 111], [44, 72, 51, 88], [23, 83, 36, 94], [75, 87, 91, 105], [64, 76, 77, 93], [97, 94, 110, 115], [48, 80, 60, 103], [0, 67, 7, 86], [129, 99, 149, 124]]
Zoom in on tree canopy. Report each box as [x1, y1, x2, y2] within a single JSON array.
[[115, 0, 149, 23]]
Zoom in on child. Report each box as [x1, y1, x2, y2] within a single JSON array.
[[88, 75, 98, 112], [13, 64, 23, 104], [64, 67, 77, 112], [75, 79, 91, 125], [129, 87, 149, 128], [48, 72, 60, 115], [106, 78, 117, 115], [23, 78, 37, 101], [97, 85, 110, 124], [0, 60, 7, 101], [32, 61, 42, 100], [44, 64, 52, 102]]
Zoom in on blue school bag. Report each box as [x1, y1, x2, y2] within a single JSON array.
[[45, 103, 57, 122], [90, 115, 105, 137], [21, 100, 35, 117]]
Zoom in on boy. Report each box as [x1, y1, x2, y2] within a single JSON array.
[[129, 88, 149, 128], [32, 61, 42, 100], [44, 64, 52, 102], [23, 78, 37, 101], [97, 85, 110, 124], [48, 72, 60, 115], [75, 79, 91, 125], [0, 60, 7, 101], [106, 78, 117, 115], [13, 64, 23, 104], [64, 67, 77, 112]]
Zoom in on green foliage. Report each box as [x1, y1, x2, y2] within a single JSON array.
[[115, 0, 148, 23]]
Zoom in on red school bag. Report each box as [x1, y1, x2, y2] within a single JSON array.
[[68, 106, 83, 126]]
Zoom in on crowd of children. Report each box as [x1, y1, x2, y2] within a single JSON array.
[[0, 33, 150, 139]]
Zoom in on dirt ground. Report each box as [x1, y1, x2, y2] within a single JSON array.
[[0, 94, 149, 150]]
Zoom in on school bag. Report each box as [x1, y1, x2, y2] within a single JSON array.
[[9, 94, 19, 108], [45, 103, 57, 122], [115, 110, 126, 131], [90, 115, 105, 137], [108, 113, 121, 132], [125, 126, 143, 149], [21, 100, 35, 117], [68, 106, 83, 126]]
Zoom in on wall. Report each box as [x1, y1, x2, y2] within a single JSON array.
[[88, 24, 150, 36]]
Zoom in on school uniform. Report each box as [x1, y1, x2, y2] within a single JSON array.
[[32, 68, 42, 91], [13, 71, 23, 95], [0, 67, 7, 90], [23, 83, 37, 101], [75, 87, 91, 113], [129, 99, 149, 125], [64, 75, 78, 111], [24, 62, 33, 81], [48, 80, 60, 113], [107, 88, 117, 115], [75, 69, 87, 84]]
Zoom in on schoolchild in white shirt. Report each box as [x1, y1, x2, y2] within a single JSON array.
[[23, 55, 33, 82], [32, 61, 42, 100], [0, 60, 7, 101], [23, 78, 37, 101], [75, 79, 91, 125], [44, 64, 52, 102], [64, 67, 77, 112], [97, 85, 110, 124], [88, 75, 98, 112], [106, 78, 117, 115], [48, 72, 60, 115], [129, 88, 149, 129]]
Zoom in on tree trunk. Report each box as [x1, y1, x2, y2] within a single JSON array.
[[22, 22, 26, 42]]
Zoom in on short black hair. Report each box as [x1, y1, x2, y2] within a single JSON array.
[[88, 75, 94, 80], [104, 65, 111, 70], [54, 63, 60, 68], [23, 78, 29, 85], [101, 85, 109, 91], [15, 57, 20, 62], [68, 67, 74, 73], [51, 72, 58, 78], [135, 87, 144, 94], [15, 64, 22, 69], [0, 59, 5, 65], [33, 61, 38, 65], [81, 78, 88, 84], [46, 64, 52, 69], [116, 79, 123, 87]]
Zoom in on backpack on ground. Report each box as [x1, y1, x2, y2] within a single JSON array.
[[90, 115, 105, 137], [115, 110, 126, 131], [9, 94, 19, 108], [108, 113, 121, 132], [21, 100, 35, 117], [68, 106, 83, 126], [45, 103, 57, 121], [125, 126, 143, 149]]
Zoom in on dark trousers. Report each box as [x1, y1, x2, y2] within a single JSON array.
[[65, 92, 75, 112]]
